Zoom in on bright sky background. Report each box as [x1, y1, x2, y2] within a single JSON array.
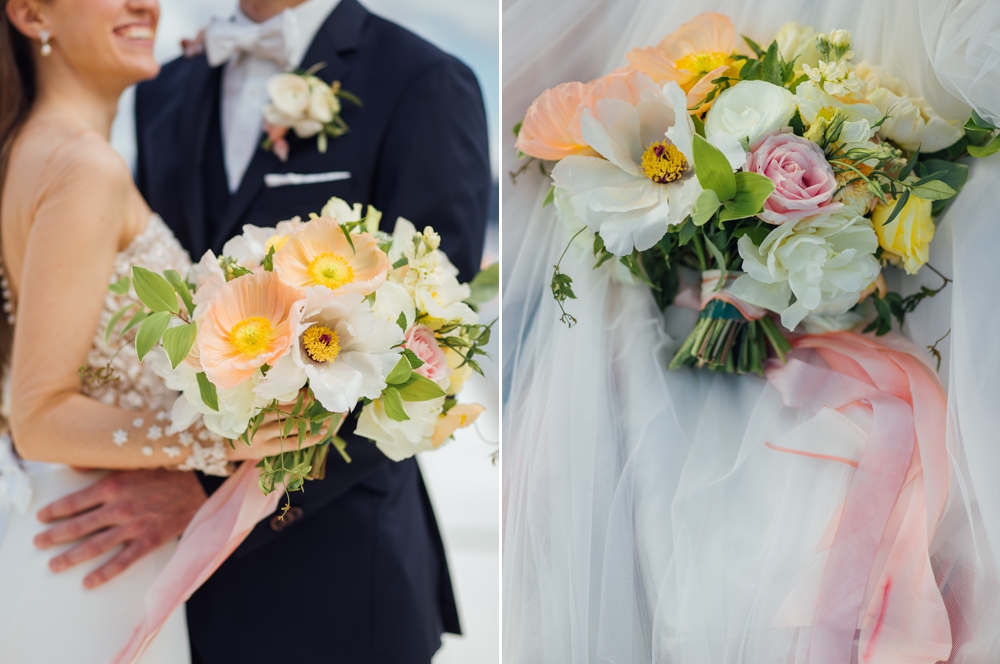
[[112, 0, 499, 175]]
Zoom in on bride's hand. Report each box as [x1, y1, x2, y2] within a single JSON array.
[[224, 409, 332, 461]]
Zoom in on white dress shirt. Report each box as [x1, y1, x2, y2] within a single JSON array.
[[219, 0, 341, 192]]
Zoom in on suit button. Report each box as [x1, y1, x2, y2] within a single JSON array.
[[269, 506, 304, 532]]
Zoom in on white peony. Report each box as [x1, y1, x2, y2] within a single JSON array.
[[255, 288, 402, 413], [355, 396, 443, 461], [775, 22, 821, 71], [705, 80, 797, 148], [795, 80, 883, 146], [730, 210, 881, 330], [552, 77, 710, 256], [855, 63, 964, 152]]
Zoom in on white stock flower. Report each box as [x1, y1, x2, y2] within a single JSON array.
[[802, 59, 863, 98], [730, 210, 880, 330], [705, 80, 797, 148], [255, 289, 403, 413], [550, 77, 712, 256], [795, 80, 883, 146], [775, 22, 821, 71], [355, 397, 443, 461], [855, 63, 964, 152]]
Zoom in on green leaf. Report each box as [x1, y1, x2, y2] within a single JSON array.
[[392, 256, 408, 269], [968, 135, 1000, 158], [396, 373, 446, 401], [104, 303, 138, 344], [692, 134, 737, 200], [921, 159, 969, 196], [395, 312, 408, 332], [382, 387, 410, 422], [513, 119, 523, 137], [743, 35, 765, 57], [402, 348, 425, 369], [107, 276, 131, 295], [195, 372, 219, 411], [718, 171, 774, 222], [677, 218, 697, 246], [703, 235, 727, 274], [385, 355, 413, 385], [261, 246, 276, 272], [121, 308, 150, 335], [135, 311, 172, 361], [131, 266, 179, 314], [691, 114, 706, 138], [542, 186, 556, 207], [339, 223, 356, 254], [758, 40, 784, 86], [465, 262, 499, 306], [970, 109, 996, 130], [691, 188, 721, 226], [162, 321, 198, 369], [163, 269, 195, 315], [881, 188, 910, 226], [908, 179, 957, 201]]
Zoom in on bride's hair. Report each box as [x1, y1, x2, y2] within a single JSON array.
[[0, 1, 30, 375]]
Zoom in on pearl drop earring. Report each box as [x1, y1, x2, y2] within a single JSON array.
[[39, 29, 51, 56]]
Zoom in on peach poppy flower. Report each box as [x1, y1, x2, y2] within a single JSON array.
[[432, 403, 486, 447], [198, 271, 304, 390], [515, 81, 595, 160], [273, 217, 390, 296], [627, 13, 742, 113]]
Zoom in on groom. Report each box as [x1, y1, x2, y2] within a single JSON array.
[[34, 0, 491, 661]]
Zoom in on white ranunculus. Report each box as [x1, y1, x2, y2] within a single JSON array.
[[730, 210, 881, 330], [551, 77, 713, 256], [319, 197, 363, 223], [775, 22, 821, 71], [705, 80, 797, 148], [372, 280, 416, 328], [221, 218, 303, 269], [855, 63, 964, 152], [267, 73, 310, 119], [255, 289, 403, 413], [795, 81, 883, 146], [355, 396, 443, 461]]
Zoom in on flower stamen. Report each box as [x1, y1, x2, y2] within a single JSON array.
[[675, 51, 730, 76], [307, 252, 355, 290], [302, 325, 341, 363], [229, 316, 274, 357], [641, 141, 688, 184]]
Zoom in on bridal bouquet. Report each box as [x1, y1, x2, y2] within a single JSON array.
[[106, 197, 495, 496], [515, 13, 999, 374]]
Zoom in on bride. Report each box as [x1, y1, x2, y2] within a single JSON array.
[[503, 0, 1000, 662], [0, 1, 324, 661]]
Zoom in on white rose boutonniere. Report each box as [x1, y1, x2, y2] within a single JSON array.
[[262, 63, 362, 162]]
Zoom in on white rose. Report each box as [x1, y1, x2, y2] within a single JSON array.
[[266, 73, 310, 119], [705, 80, 797, 148], [775, 22, 820, 70], [730, 210, 881, 330], [855, 63, 964, 152], [356, 397, 443, 461]]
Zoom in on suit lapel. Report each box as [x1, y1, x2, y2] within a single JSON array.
[[212, 0, 369, 249], [175, 58, 223, 256]]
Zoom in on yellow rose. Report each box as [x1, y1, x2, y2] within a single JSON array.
[[444, 347, 473, 396], [871, 191, 934, 275]]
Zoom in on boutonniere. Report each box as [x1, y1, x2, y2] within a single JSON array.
[[261, 63, 362, 162]]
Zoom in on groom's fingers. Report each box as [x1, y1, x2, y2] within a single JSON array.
[[83, 539, 151, 589], [36, 480, 110, 523], [47, 525, 129, 574], [33, 504, 118, 549]]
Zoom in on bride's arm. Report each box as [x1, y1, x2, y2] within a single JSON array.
[[7, 143, 305, 467]]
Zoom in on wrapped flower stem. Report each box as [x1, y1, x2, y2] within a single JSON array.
[[669, 271, 792, 375]]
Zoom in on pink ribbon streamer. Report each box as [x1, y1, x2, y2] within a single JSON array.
[[766, 332, 951, 664], [113, 462, 282, 664]]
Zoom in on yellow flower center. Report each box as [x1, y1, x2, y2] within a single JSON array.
[[229, 316, 274, 357], [675, 51, 730, 76], [265, 234, 290, 253], [302, 325, 341, 363], [640, 141, 688, 184], [307, 252, 355, 290]]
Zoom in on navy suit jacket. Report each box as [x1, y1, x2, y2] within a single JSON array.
[[134, 2, 491, 662]]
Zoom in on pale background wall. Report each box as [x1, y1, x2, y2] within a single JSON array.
[[109, 1, 499, 661]]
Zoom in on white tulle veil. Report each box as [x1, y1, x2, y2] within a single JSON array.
[[502, 0, 1000, 661]]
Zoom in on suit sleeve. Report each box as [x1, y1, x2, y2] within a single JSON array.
[[373, 59, 492, 281]]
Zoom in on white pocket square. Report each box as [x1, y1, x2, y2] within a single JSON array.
[[264, 171, 351, 188]]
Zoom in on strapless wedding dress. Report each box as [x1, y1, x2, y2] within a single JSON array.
[[0, 215, 191, 663]]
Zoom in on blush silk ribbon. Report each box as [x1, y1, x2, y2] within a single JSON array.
[[766, 332, 951, 664], [113, 461, 282, 664]]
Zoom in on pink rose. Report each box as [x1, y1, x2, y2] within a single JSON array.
[[746, 132, 842, 224], [404, 325, 451, 386]]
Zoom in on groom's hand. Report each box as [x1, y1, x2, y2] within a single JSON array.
[[33, 469, 207, 588]]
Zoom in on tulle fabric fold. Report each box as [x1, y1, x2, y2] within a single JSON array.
[[503, 0, 1000, 661]]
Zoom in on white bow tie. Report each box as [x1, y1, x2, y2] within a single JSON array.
[[204, 13, 290, 68]]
